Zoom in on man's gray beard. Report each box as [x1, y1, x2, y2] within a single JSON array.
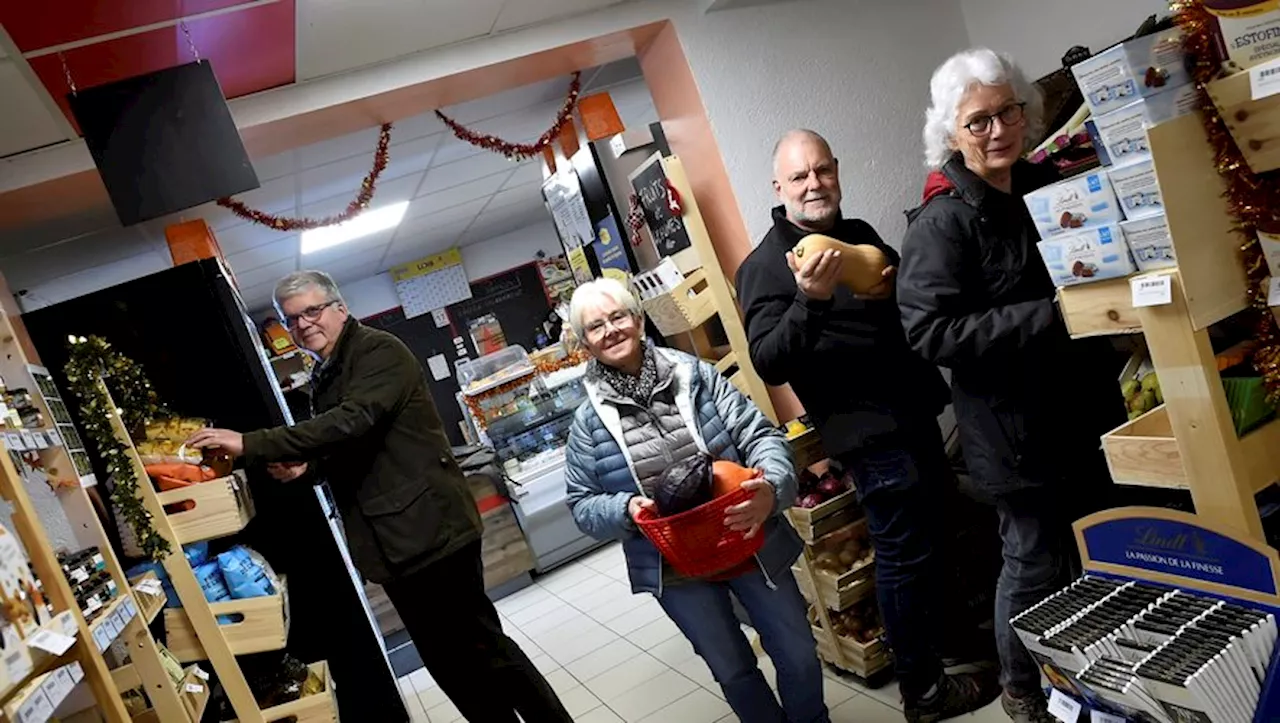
[[790, 201, 837, 227]]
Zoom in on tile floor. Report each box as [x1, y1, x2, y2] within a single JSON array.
[[394, 542, 1013, 722]]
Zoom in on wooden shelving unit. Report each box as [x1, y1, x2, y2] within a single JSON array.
[[1054, 112, 1280, 541]]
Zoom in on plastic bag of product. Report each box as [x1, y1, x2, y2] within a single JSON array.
[[217, 546, 277, 599]]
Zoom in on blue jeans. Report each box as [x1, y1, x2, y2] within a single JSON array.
[[657, 566, 829, 723], [840, 421, 950, 703]]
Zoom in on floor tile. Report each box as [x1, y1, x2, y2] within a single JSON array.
[[564, 637, 645, 682], [410, 709, 431, 723], [575, 705, 625, 723], [638, 688, 731, 723], [398, 677, 417, 700], [628, 615, 682, 650], [584, 589, 652, 624], [649, 634, 698, 668], [530, 612, 600, 645], [602, 598, 665, 635], [529, 652, 562, 675], [541, 621, 621, 665], [426, 699, 463, 723], [415, 685, 450, 713], [583, 652, 670, 701], [675, 656, 721, 697], [849, 675, 902, 711], [559, 684, 606, 718], [555, 570, 618, 606], [578, 542, 624, 571], [545, 668, 582, 696], [829, 692, 904, 723], [823, 676, 859, 708], [407, 666, 436, 693], [539, 563, 600, 594], [607, 669, 699, 721], [571, 581, 639, 615], [496, 583, 555, 616], [508, 595, 565, 626], [522, 606, 587, 639]]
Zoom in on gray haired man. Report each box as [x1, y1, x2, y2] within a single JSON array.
[[188, 271, 572, 723]]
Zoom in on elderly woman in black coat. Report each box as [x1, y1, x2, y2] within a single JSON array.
[[895, 48, 1125, 723]]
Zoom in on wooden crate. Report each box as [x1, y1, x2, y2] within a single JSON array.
[[255, 661, 337, 723], [129, 571, 167, 624], [788, 489, 859, 543], [794, 561, 874, 612], [641, 268, 717, 336], [164, 589, 287, 663], [157, 472, 254, 544], [787, 426, 827, 473], [179, 665, 211, 722], [808, 608, 891, 676], [481, 504, 535, 590], [1207, 68, 1280, 175]]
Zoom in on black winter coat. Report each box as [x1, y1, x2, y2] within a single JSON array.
[[897, 154, 1126, 497], [736, 207, 950, 458], [244, 317, 482, 583]]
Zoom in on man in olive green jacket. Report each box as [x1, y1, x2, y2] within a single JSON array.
[[188, 270, 571, 723]]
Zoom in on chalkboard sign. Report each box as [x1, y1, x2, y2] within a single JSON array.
[[630, 153, 692, 257]]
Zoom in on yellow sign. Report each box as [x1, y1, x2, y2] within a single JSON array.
[[390, 248, 463, 282], [568, 247, 593, 283]]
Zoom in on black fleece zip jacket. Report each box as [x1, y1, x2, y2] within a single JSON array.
[[735, 207, 949, 458]]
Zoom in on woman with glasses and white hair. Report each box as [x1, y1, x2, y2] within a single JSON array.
[[562, 278, 829, 723], [895, 50, 1124, 723]]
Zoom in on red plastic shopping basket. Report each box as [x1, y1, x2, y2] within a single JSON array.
[[633, 486, 765, 578]]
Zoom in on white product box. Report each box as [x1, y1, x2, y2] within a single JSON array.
[[1072, 28, 1189, 116], [1121, 214, 1177, 271], [1093, 84, 1199, 166], [1206, 1, 1280, 71], [1108, 159, 1164, 220], [1037, 224, 1136, 287], [1023, 171, 1124, 239]]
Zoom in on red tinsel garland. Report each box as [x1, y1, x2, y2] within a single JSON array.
[[436, 73, 582, 161], [216, 123, 393, 232], [1175, 1, 1280, 402]]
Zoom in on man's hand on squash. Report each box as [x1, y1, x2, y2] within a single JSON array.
[[786, 248, 842, 301]]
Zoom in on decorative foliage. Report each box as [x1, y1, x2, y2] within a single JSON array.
[[63, 337, 172, 560], [1176, 1, 1280, 402], [215, 124, 393, 232], [436, 73, 582, 160]]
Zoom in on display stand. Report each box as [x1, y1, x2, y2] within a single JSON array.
[[92, 380, 338, 723], [1054, 112, 1280, 540], [628, 154, 778, 423]]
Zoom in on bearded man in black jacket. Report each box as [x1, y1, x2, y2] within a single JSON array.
[[736, 130, 998, 723]]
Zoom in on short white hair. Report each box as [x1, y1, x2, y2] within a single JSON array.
[[568, 278, 643, 340], [922, 48, 1043, 169], [274, 270, 346, 309]]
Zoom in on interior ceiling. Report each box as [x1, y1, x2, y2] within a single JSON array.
[[1, 59, 653, 312], [0, 0, 633, 158]]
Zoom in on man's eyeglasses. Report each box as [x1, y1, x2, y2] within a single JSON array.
[[284, 301, 339, 329], [963, 102, 1027, 136], [584, 310, 635, 340]]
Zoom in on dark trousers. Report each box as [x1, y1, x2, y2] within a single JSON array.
[[383, 542, 572, 723], [840, 420, 950, 702], [993, 487, 1072, 696]]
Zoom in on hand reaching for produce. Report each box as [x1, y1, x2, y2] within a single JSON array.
[[786, 249, 842, 301], [266, 462, 307, 482], [184, 428, 244, 458], [724, 477, 775, 539], [853, 266, 896, 301], [628, 495, 656, 522]]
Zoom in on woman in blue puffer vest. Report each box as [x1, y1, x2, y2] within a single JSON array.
[[563, 278, 827, 723]]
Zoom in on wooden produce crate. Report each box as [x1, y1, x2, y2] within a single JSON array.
[[480, 503, 535, 590], [163, 587, 287, 663], [251, 661, 337, 723], [641, 268, 717, 336], [788, 489, 860, 543], [808, 607, 891, 677], [807, 520, 876, 610], [179, 665, 211, 722], [786, 426, 827, 472], [794, 561, 874, 612], [157, 472, 254, 544], [1207, 68, 1280, 175], [129, 571, 167, 624]]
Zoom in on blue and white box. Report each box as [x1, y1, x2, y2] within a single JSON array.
[[1072, 28, 1189, 116], [1037, 224, 1136, 287], [1108, 159, 1164, 220], [1094, 83, 1199, 166], [1120, 214, 1177, 272], [1023, 171, 1124, 239]]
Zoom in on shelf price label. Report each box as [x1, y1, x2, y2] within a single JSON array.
[[1047, 689, 1082, 723], [27, 629, 75, 656], [19, 431, 35, 450], [6, 432, 26, 451], [1131, 274, 1173, 308]]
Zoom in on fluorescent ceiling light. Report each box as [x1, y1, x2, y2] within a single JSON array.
[[301, 201, 409, 254]]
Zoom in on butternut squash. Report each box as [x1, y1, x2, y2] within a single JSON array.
[[791, 234, 889, 294]]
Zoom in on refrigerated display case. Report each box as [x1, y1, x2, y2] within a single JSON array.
[[460, 347, 605, 572]]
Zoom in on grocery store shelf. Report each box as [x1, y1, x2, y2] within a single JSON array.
[[130, 572, 167, 625], [0, 611, 80, 706], [1057, 276, 1142, 338], [2, 661, 84, 723], [88, 595, 138, 653], [1208, 68, 1280, 175], [1101, 405, 1187, 490]]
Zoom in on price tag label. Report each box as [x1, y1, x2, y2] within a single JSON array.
[[1251, 56, 1280, 100], [124, 598, 138, 618], [185, 683, 205, 694], [1131, 274, 1173, 308], [1090, 711, 1125, 723], [193, 667, 210, 681], [6, 432, 26, 451], [53, 666, 74, 690], [69, 661, 84, 683], [1268, 277, 1280, 307], [136, 579, 163, 596], [27, 629, 76, 656], [32, 433, 48, 449], [18, 689, 53, 723], [1048, 689, 1083, 723], [19, 431, 36, 449], [55, 613, 77, 638], [92, 626, 110, 651], [45, 429, 61, 447]]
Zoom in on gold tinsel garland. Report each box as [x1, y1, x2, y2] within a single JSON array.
[[63, 337, 172, 560], [463, 351, 590, 431], [1175, 1, 1280, 402]]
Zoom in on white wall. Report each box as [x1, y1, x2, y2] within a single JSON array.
[[341, 220, 564, 320], [958, 0, 1171, 80]]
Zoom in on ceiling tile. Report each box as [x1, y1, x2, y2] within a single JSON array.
[[438, 76, 569, 125], [488, 182, 542, 212], [420, 152, 519, 195], [501, 162, 545, 190], [492, 0, 621, 33], [384, 222, 471, 269], [305, 235, 393, 270], [393, 197, 488, 243], [236, 281, 278, 314], [299, 169, 421, 213], [217, 221, 297, 256], [391, 114, 446, 143], [583, 58, 644, 91], [234, 257, 298, 290], [202, 175, 298, 230], [460, 205, 548, 245], [296, 126, 382, 171], [0, 60, 69, 157], [298, 154, 378, 206], [251, 151, 298, 182], [296, 0, 507, 81], [406, 172, 510, 218], [383, 134, 439, 183], [225, 236, 300, 273], [327, 258, 385, 285]]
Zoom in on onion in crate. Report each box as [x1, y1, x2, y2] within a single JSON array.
[[817, 476, 847, 499], [797, 493, 825, 509]]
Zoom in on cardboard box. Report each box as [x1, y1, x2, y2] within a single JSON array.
[[1037, 224, 1135, 287], [1121, 214, 1177, 271], [1206, 0, 1280, 71], [1093, 84, 1199, 166], [1072, 28, 1189, 116], [1108, 159, 1164, 220], [1023, 171, 1124, 239]]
